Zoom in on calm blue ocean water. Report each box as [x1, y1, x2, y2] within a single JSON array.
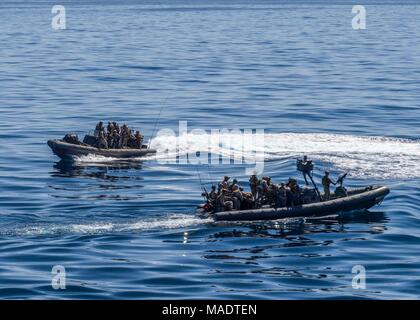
[[0, 1, 419, 299]]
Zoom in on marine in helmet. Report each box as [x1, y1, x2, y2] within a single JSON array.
[[229, 178, 239, 191], [94, 121, 105, 137], [134, 131, 144, 149], [113, 122, 120, 134], [231, 184, 243, 210], [216, 188, 233, 212], [97, 131, 108, 149], [286, 177, 301, 206], [119, 124, 129, 148], [219, 176, 230, 190], [208, 185, 218, 201], [248, 174, 258, 200], [276, 183, 287, 207], [107, 121, 114, 134], [322, 170, 336, 200], [111, 129, 120, 149]]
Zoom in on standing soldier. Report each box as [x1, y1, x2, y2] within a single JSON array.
[[249, 174, 258, 200], [322, 171, 336, 200], [255, 179, 265, 207], [120, 124, 129, 148]]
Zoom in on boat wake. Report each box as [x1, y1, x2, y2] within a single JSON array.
[[1, 211, 387, 237], [73, 133, 420, 179], [1, 214, 213, 237]]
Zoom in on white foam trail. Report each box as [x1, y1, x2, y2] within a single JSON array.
[[121, 215, 211, 232], [72, 133, 420, 179], [73, 154, 134, 163], [4, 214, 212, 237], [150, 132, 420, 179], [70, 214, 210, 233]]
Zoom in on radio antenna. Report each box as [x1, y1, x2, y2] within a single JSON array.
[[148, 99, 166, 149]]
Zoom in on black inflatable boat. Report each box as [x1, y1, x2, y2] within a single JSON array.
[[47, 139, 156, 160], [200, 185, 390, 221]]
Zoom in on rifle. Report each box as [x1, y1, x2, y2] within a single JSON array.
[[202, 186, 209, 199], [336, 170, 350, 186], [148, 100, 166, 149]]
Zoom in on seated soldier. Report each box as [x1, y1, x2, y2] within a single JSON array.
[[266, 183, 278, 206], [288, 179, 301, 206], [219, 176, 230, 191], [208, 185, 218, 201], [216, 189, 233, 212], [107, 129, 115, 148], [94, 121, 105, 137], [97, 131, 108, 149], [229, 178, 239, 191], [107, 122, 114, 134], [112, 130, 120, 149], [241, 192, 255, 210], [127, 131, 137, 148], [134, 131, 144, 149], [231, 185, 243, 210], [63, 133, 80, 145], [275, 183, 287, 207], [256, 177, 270, 206], [202, 185, 218, 212], [113, 122, 120, 134], [261, 177, 270, 193]]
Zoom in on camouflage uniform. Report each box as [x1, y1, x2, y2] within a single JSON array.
[[322, 172, 335, 200]]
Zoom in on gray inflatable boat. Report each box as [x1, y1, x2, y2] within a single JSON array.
[[47, 139, 157, 160], [206, 185, 390, 221]]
